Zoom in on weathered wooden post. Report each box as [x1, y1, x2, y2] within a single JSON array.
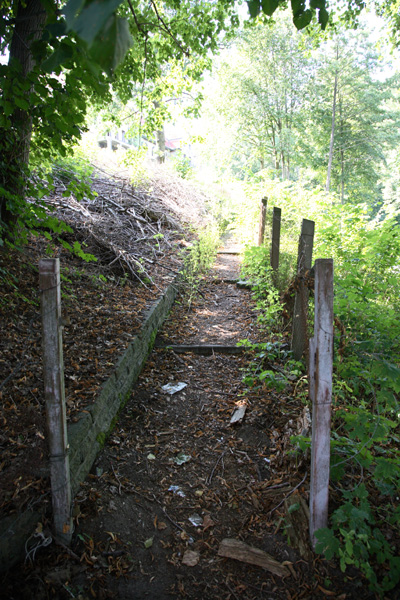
[[309, 258, 334, 549], [291, 219, 315, 361], [39, 258, 72, 545], [270, 207, 281, 284], [258, 197, 267, 246]]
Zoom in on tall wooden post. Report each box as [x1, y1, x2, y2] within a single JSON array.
[[270, 207, 281, 283], [309, 258, 333, 548], [258, 197, 267, 246], [39, 258, 72, 545], [291, 219, 315, 360]]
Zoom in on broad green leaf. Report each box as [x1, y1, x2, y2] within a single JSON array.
[[14, 96, 30, 110], [41, 42, 74, 73], [247, 0, 261, 18], [290, 0, 304, 16], [65, 0, 123, 45], [293, 8, 313, 29], [63, 0, 85, 26], [314, 528, 340, 560], [318, 6, 329, 28], [374, 458, 400, 482], [46, 20, 67, 38], [261, 0, 279, 17], [89, 16, 133, 75], [345, 539, 353, 556], [3, 101, 14, 116]]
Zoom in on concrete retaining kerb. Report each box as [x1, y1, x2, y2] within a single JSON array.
[[0, 275, 181, 573]]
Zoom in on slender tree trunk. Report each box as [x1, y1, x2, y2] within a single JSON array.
[[271, 123, 279, 173], [339, 97, 345, 203], [0, 0, 48, 228], [156, 127, 166, 163], [340, 149, 345, 203], [326, 46, 339, 193], [153, 100, 166, 163]]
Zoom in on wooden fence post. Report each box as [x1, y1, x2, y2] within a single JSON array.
[[291, 219, 315, 360], [39, 258, 72, 545], [258, 197, 267, 246], [309, 258, 334, 549], [270, 207, 281, 283]]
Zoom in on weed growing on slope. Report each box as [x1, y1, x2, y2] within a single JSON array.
[[181, 224, 220, 308]]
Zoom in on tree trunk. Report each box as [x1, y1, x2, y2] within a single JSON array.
[[0, 0, 48, 229], [325, 46, 339, 193], [340, 149, 345, 203], [156, 127, 166, 163], [153, 100, 166, 163], [281, 151, 285, 180], [339, 96, 345, 203]]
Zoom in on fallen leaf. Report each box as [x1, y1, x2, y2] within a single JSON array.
[[203, 514, 215, 530], [182, 550, 200, 567]]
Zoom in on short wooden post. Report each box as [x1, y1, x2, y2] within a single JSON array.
[[270, 207, 281, 283], [309, 258, 334, 549], [258, 197, 267, 246], [39, 258, 72, 545], [291, 219, 315, 360]]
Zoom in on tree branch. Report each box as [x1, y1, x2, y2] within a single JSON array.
[[149, 0, 190, 57]]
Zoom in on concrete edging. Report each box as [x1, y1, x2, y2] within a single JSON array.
[[0, 275, 180, 573]]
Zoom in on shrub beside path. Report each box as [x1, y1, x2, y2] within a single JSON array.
[[4, 237, 376, 599]]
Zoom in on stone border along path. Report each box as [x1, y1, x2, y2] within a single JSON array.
[[0, 274, 181, 573], [0, 234, 249, 574]]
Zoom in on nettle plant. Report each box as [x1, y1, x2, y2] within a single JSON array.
[[235, 180, 400, 595], [240, 245, 283, 330], [181, 223, 220, 308], [310, 210, 400, 595]]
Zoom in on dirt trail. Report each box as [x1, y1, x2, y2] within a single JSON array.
[[6, 239, 375, 599]]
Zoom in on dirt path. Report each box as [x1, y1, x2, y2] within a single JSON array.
[[4, 240, 375, 599]]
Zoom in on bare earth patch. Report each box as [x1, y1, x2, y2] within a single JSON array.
[[2, 234, 381, 599]]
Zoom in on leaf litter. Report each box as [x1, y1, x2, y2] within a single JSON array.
[[1, 211, 385, 598], [56, 250, 389, 597]]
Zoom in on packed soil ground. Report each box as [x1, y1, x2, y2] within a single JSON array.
[[0, 162, 206, 520], [2, 236, 385, 600]]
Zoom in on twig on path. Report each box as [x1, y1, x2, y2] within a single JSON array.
[[56, 540, 81, 562], [149, 493, 184, 531], [268, 472, 308, 515], [190, 383, 234, 396], [161, 507, 184, 532], [207, 449, 227, 486], [111, 465, 122, 495], [225, 580, 241, 600]]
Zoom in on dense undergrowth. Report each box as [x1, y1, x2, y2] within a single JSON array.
[[234, 177, 400, 596], [2, 137, 399, 594]]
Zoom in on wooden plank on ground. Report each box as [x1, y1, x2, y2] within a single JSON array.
[[156, 344, 246, 355], [210, 278, 239, 284], [218, 538, 289, 578]]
